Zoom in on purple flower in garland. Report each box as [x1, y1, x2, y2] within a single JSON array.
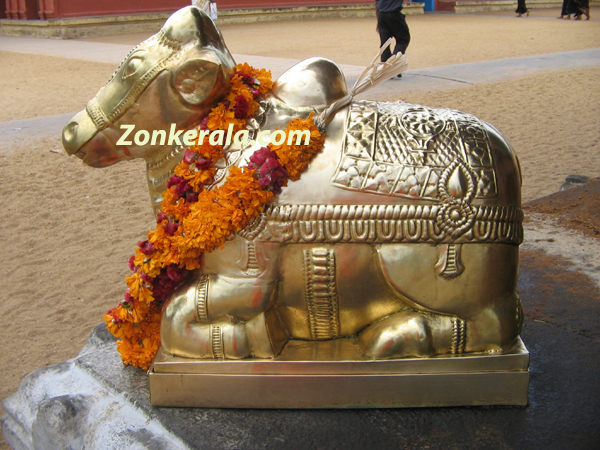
[[167, 175, 192, 199], [167, 174, 202, 203], [185, 191, 199, 203], [183, 148, 212, 171], [128, 255, 138, 271], [248, 147, 288, 194], [195, 158, 212, 170], [183, 148, 198, 164], [138, 240, 155, 255], [163, 217, 179, 236], [236, 71, 255, 86], [250, 87, 260, 99], [249, 147, 270, 166], [152, 264, 189, 303], [140, 272, 154, 284], [199, 117, 210, 131], [234, 95, 250, 119]]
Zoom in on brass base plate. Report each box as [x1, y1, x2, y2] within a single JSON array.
[[149, 338, 529, 408]]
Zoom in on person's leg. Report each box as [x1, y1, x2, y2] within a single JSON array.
[[398, 13, 411, 54], [377, 11, 394, 62], [384, 11, 410, 55]]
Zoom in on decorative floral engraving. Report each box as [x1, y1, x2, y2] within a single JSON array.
[[261, 204, 523, 245], [400, 106, 446, 138], [332, 101, 498, 201]]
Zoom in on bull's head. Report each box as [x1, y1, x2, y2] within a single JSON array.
[[62, 6, 235, 169]]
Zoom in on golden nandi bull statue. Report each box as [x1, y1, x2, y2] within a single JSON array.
[[62, 7, 525, 405]]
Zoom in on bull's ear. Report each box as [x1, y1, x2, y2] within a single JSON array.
[[171, 51, 228, 106]]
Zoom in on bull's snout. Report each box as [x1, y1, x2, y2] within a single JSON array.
[[62, 109, 99, 157], [62, 109, 124, 168]]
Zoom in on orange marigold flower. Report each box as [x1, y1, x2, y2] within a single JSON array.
[[207, 103, 236, 131], [272, 113, 325, 180], [190, 139, 224, 162], [234, 63, 273, 95]]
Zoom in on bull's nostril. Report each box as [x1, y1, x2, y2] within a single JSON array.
[[63, 122, 78, 143], [63, 109, 98, 156]]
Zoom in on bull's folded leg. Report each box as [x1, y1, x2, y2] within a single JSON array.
[[165, 312, 282, 359], [161, 268, 288, 359], [182, 321, 250, 359], [357, 310, 463, 358], [358, 299, 523, 359]]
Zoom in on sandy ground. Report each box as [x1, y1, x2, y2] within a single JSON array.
[[0, 52, 116, 122], [1, 9, 599, 448]]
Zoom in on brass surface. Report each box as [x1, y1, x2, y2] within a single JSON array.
[[149, 338, 529, 408], [64, 6, 528, 407], [153, 337, 529, 375], [149, 371, 530, 408]]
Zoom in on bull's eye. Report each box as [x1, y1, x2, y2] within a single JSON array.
[[179, 79, 197, 94], [123, 56, 143, 80], [172, 59, 220, 105]]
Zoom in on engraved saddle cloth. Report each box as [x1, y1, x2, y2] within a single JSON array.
[[331, 100, 498, 201]]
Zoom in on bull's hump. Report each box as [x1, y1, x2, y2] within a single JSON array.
[[272, 58, 348, 109]]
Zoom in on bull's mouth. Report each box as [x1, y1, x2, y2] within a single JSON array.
[[72, 148, 87, 162], [75, 146, 120, 169]]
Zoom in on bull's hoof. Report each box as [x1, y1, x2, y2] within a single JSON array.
[[357, 310, 461, 359]]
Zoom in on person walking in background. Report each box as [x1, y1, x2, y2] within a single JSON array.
[[558, 0, 577, 18], [375, 0, 410, 79], [515, 0, 530, 17], [573, 0, 591, 19]]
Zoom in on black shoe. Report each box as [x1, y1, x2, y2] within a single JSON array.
[[392, 73, 403, 80]]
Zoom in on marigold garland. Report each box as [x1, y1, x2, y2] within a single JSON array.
[[104, 63, 325, 369]]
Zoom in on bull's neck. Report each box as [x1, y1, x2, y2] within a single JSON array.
[[145, 145, 185, 216]]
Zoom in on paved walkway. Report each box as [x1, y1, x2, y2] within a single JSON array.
[[1, 34, 599, 155], [1, 35, 599, 91]]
